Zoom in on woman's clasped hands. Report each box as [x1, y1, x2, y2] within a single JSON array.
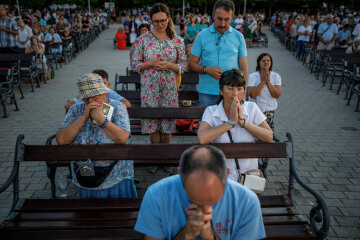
[[229, 97, 245, 127], [83, 101, 105, 125]]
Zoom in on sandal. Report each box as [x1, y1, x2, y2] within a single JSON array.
[[148, 166, 158, 174]]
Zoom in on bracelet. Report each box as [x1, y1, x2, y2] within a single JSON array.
[[100, 117, 109, 129], [239, 118, 246, 128]]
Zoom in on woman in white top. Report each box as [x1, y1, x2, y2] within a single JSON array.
[[248, 53, 282, 140], [297, 17, 312, 58], [197, 69, 273, 182], [346, 37, 360, 54], [17, 19, 33, 48]]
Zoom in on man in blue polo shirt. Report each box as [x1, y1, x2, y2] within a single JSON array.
[[189, 0, 248, 107], [135, 145, 265, 240], [317, 14, 338, 50]]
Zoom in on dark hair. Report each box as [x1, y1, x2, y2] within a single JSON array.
[[213, 0, 235, 15], [180, 145, 228, 186], [216, 69, 246, 104], [344, 24, 350, 29], [150, 3, 175, 39], [138, 23, 150, 34], [92, 69, 108, 80], [256, 53, 273, 72]]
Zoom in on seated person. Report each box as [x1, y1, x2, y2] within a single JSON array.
[[197, 69, 273, 181], [44, 26, 62, 53], [64, 69, 131, 111], [56, 73, 137, 199], [135, 145, 266, 239], [25, 35, 45, 54], [346, 37, 360, 54], [336, 24, 351, 48], [60, 26, 73, 51]]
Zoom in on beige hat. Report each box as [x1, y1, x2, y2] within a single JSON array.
[[77, 73, 111, 99]]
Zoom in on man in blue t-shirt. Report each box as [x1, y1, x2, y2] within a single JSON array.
[[317, 14, 338, 50], [135, 145, 266, 240], [189, 0, 248, 107]]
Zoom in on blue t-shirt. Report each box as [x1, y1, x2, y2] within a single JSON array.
[[199, 24, 208, 32], [135, 175, 266, 240], [317, 22, 338, 41], [185, 23, 200, 40], [191, 24, 247, 95], [337, 29, 350, 42]]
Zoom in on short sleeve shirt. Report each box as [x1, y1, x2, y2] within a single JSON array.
[[297, 25, 312, 42], [248, 71, 282, 112], [201, 101, 266, 180], [44, 33, 62, 43], [317, 22, 338, 41], [191, 24, 247, 95], [135, 175, 266, 240], [59, 99, 133, 189], [0, 16, 19, 47]]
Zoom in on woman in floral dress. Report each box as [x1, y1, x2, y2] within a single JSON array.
[[131, 3, 187, 144]]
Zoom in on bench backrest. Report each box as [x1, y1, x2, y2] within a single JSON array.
[[127, 107, 205, 119], [23, 142, 288, 166]]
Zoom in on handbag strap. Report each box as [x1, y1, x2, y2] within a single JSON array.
[[226, 130, 242, 182], [321, 24, 332, 37]]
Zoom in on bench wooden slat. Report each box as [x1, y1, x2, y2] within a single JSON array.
[[24, 143, 287, 162], [18, 211, 139, 221], [17, 198, 143, 212], [265, 224, 317, 239], [262, 207, 298, 216], [0, 229, 143, 240], [127, 107, 204, 119]]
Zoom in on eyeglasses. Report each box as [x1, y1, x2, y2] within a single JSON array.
[[216, 34, 223, 46], [152, 18, 168, 25], [222, 69, 244, 78]]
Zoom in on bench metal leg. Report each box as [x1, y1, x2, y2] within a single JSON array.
[[11, 95, 19, 111], [1, 100, 7, 118], [47, 166, 57, 199]]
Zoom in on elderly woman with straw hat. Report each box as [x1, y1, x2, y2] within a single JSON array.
[[56, 73, 137, 198]]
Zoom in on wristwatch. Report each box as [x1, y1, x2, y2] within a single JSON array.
[[202, 66, 207, 73], [227, 120, 236, 128]]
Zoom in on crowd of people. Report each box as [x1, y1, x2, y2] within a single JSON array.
[[0, 5, 109, 56], [49, 0, 285, 239], [271, 8, 360, 58]]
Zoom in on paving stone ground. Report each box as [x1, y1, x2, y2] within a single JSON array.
[[0, 24, 359, 239]]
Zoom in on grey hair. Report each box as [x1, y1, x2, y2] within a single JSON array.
[[353, 37, 360, 47], [180, 145, 228, 186], [212, 0, 235, 15]]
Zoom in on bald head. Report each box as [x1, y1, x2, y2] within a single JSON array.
[[180, 145, 228, 186]]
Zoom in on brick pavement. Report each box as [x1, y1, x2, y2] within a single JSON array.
[[0, 24, 359, 239]]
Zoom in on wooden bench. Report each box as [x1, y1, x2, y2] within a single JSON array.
[[127, 107, 204, 135], [114, 71, 199, 91], [0, 53, 40, 92], [0, 68, 19, 118], [0, 134, 329, 239]]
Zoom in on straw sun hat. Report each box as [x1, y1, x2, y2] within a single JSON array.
[[77, 73, 111, 99]]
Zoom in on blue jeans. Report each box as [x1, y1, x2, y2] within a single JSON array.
[[199, 92, 219, 108], [297, 40, 308, 58]]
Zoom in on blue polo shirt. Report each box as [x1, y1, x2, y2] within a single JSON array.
[[317, 22, 338, 41], [191, 24, 247, 95]]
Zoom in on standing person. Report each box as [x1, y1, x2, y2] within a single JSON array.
[[248, 53, 281, 141], [199, 18, 208, 32], [128, 16, 137, 44], [296, 18, 312, 59], [114, 27, 127, 50], [317, 14, 338, 50], [131, 3, 187, 144], [189, 0, 248, 108], [184, 15, 199, 45], [56, 73, 137, 199], [16, 19, 32, 48], [234, 14, 243, 31], [135, 145, 266, 240], [0, 5, 19, 53]]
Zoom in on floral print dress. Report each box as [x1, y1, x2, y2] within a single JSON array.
[[131, 31, 187, 134]]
